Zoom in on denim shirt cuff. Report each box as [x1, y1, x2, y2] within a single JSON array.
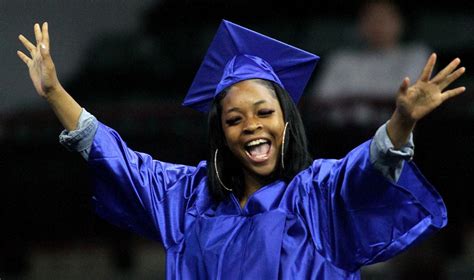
[[59, 108, 98, 160], [370, 121, 415, 182]]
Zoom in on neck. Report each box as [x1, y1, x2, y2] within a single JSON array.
[[369, 39, 399, 51], [242, 169, 273, 200]]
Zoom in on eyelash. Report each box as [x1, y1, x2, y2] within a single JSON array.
[[225, 109, 274, 126], [258, 109, 274, 116], [226, 117, 241, 125]]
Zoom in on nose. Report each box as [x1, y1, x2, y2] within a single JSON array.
[[243, 118, 262, 134]]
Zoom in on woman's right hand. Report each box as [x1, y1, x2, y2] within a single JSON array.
[[17, 22, 82, 131], [17, 22, 62, 99]]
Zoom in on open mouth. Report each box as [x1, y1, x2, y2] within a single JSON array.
[[244, 138, 272, 163]]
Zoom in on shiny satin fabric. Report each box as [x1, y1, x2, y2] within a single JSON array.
[[89, 122, 447, 279], [215, 54, 284, 96], [182, 20, 319, 112]]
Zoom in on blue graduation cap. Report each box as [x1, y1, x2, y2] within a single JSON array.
[[182, 20, 320, 112]]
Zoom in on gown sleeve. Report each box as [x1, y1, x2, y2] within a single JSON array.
[[298, 139, 447, 272], [87, 121, 207, 249]]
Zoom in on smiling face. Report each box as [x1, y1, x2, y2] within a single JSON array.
[[220, 79, 285, 180]]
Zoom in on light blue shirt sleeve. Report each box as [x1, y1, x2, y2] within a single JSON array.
[[369, 122, 414, 182], [59, 108, 98, 160]]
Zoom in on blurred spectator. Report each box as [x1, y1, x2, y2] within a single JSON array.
[[310, 0, 431, 126]]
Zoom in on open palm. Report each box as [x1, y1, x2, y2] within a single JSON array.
[[395, 53, 466, 122]]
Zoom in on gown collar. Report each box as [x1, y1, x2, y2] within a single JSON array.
[[225, 180, 286, 216]]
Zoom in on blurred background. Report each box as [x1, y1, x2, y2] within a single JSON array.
[[1, 0, 473, 279]]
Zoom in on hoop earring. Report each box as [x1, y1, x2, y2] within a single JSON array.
[[281, 122, 289, 170], [214, 149, 232, 191]]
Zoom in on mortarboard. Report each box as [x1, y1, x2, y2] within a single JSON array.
[[182, 20, 320, 112]]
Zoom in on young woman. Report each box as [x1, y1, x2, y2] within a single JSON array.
[[18, 20, 466, 279]]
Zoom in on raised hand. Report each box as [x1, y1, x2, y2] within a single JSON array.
[[17, 22, 82, 131], [17, 22, 62, 99], [387, 53, 466, 148], [395, 53, 466, 122]]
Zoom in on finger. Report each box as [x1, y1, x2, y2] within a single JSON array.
[[432, 58, 461, 83], [18, 34, 36, 53], [17, 50, 31, 64], [441, 86, 466, 102], [34, 23, 42, 45], [42, 22, 50, 49], [39, 42, 50, 59], [398, 77, 410, 95], [439, 67, 466, 90], [419, 53, 436, 82]]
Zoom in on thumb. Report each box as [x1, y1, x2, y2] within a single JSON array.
[[399, 77, 410, 95]]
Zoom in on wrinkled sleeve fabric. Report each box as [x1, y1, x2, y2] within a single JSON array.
[[300, 138, 447, 272], [369, 122, 414, 182], [59, 108, 98, 160], [87, 122, 207, 249]]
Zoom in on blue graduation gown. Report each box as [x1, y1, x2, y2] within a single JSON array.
[[88, 122, 447, 279]]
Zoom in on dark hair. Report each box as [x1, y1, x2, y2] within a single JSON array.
[[206, 79, 313, 201]]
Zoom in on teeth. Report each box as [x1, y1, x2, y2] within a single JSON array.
[[246, 139, 268, 147]]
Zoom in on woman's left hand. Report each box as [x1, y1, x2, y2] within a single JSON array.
[[395, 53, 465, 123], [387, 53, 466, 148]]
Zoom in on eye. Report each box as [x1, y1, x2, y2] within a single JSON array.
[[258, 109, 274, 116], [225, 117, 241, 126]]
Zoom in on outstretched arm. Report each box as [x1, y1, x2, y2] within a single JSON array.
[[387, 53, 466, 148], [17, 22, 82, 131]]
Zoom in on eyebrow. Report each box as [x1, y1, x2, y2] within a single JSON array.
[[226, 99, 267, 113]]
